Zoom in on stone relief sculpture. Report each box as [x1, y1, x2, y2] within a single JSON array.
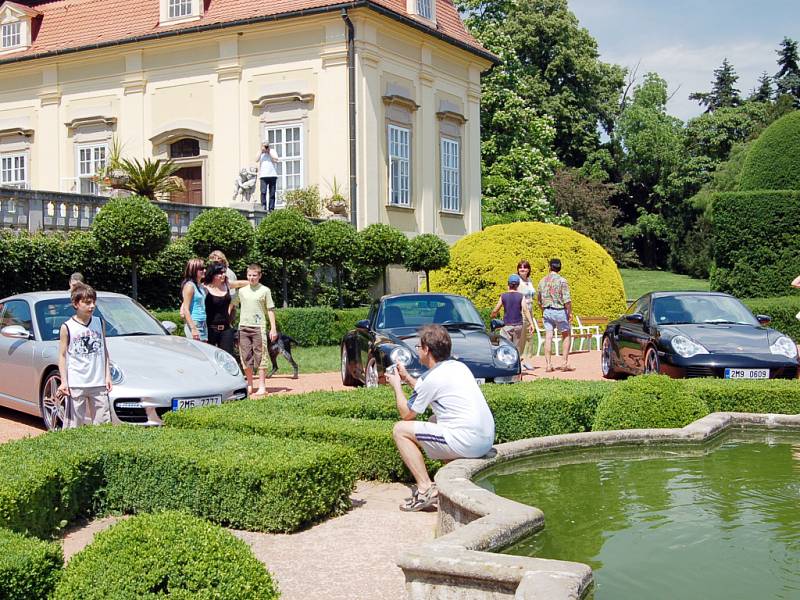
[[233, 168, 258, 202]]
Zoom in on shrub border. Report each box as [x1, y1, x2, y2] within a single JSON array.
[[400, 412, 800, 600]]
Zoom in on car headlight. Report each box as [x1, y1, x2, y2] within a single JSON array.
[[215, 349, 240, 376], [671, 335, 709, 358], [390, 346, 413, 366], [109, 362, 124, 385], [769, 336, 798, 359], [494, 344, 518, 367]]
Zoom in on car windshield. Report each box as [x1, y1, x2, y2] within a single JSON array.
[[35, 297, 168, 341], [652, 295, 758, 326], [376, 295, 484, 330]]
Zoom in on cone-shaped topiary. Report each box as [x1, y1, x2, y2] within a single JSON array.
[[429, 222, 626, 318], [739, 110, 800, 191]]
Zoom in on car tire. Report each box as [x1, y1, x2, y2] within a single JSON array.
[[365, 357, 379, 388], [40, 369, 66, 431], [644, 346, 661, 375], [601, 336, 621, 380], [341, 345, 358, 387]]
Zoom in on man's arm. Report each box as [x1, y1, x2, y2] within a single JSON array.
[[396, 363, 418, 389], [490, 296, 503, 319], [792, 275, 800, 289], [101, 319, 112, 392], [386, 368, 417, 421], [564, 300, 572, 324], [57, 325, 70, 397], [267, 308, 278, 342]]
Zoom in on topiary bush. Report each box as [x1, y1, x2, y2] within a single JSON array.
[[53, 511, 278, 600], [404, 234, 450, 292], [0, 528, 62, 600], [256, 209, 315, 307], [357, 223, 408, 294], [185, 208, 255, 261], [739, 110, 800, 191], [313, 220, 358, 308], [429, 222, 627, 319], [593, 375, 709, 431], [742, 296, 800, 341], [710, 191, 800, 297]]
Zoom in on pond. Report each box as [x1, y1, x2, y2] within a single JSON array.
[[475, 431, 800, 600]]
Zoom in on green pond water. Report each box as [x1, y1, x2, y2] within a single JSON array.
[[475, 431, 800, 600]]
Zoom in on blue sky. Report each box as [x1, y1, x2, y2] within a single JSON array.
[[568, 0, 799, 122]]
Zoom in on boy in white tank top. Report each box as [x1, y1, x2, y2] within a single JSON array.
[[58, 284, 112, 427]]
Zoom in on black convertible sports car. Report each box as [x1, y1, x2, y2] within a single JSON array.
[[601, 291, 799, 379], [340, 293, 520, 387]]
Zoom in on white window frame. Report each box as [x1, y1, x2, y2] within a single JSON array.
[[388, 124, 411, 207], [0, 152, 27, 189], [76, 144, 108, 196], [416, 0, 432, 20], [262, 123, 304, 206], [168, 0, 193, 19], [1, 21, 21, 49], [440, 138, 460, 212]]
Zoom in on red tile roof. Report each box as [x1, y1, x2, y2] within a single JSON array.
[[0, 0, 495, 64]]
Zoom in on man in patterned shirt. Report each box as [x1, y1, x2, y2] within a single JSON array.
[[537, 258, 574, 372]]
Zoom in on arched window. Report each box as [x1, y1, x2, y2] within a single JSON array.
[[169, 138, 199, 158]]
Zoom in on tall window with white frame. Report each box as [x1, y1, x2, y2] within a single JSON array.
[[77, 145, 107, 195], [168, 0, 193, 18], [0, 153, 27, 189], [1, 21, 21, 48], [264, 124, 303, 204], [388, 124, 411, 206], [440, 138, 460, 212], [416, 0, 432, 20]]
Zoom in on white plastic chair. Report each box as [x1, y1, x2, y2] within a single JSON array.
[[530, 316, 560, 356], [572, 316, 603, 351]]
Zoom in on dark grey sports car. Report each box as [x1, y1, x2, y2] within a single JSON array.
[[340, 293, 520, 387], [601, 291, 799, 379]]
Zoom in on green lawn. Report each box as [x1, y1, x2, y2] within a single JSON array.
[[620, 269, 709, 300], [269, 344, 341, 375]]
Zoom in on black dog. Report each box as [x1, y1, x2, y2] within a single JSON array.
[[266, 333, 299, 379]]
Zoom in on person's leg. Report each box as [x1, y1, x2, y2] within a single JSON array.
[[239, 327, 255, 392], [560, 323, 573, 370], [519, 316, 532, 369], [92, 390, 111, 425], [544, 326, 555, 370], [260, 177, 268, 209], [220, 328, 235, 355], [207, 327, 220, 348], [252, 328, 266, 395], [70, 390, 89, 427], [392, 421, 433, 492], [267, 177, 278, 211]]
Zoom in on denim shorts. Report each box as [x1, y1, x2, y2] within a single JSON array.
[[184, 320, 208, 341], [543, 308, 570, 334]]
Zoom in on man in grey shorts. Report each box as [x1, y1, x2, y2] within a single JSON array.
[[537, 258, 574, 372]]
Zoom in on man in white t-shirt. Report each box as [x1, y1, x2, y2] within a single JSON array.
[[256, 142, 279, 212], [386, 324, 495, 512]]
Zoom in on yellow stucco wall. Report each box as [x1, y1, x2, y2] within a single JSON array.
[[0, 9, 490, 238]]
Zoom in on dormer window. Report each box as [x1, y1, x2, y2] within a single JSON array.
[[159, 0, 201, 25], [0, 1, 40, 54], [2, 21, 20, 48], [406, 0, 436, 23]]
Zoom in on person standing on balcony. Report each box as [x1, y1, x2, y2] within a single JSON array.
[[537, 258, 574, 372], [256, 142, 279, 212]]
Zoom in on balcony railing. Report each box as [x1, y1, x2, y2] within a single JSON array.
[[0, 187, 270, 236]]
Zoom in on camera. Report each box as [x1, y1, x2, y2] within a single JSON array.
[[386, 364, 397, 375]]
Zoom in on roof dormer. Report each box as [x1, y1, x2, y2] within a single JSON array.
[[406, 0, 436, 24], [159, 0, 203, 27], [0, 1, 40, 55]]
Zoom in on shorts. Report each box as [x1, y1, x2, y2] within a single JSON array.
[[413, 421, 462, 461], [184, 320, 208, 342], [501, 324, 524, 354], [543, 308, 570, 334], [238, 326, 264, 370]]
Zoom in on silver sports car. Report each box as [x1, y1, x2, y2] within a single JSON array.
[[0, 291, 247, 430]]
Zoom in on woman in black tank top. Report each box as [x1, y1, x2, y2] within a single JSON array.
[[204, 263, 235, 354]]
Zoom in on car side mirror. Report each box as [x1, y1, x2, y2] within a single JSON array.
[[1, 325, 31, 339], [624, 313, 644, 323], [756, 314, 771, 325], [355, 319, 370, 330], [490, 318, 504, 332], [161, 321, 178, 334]]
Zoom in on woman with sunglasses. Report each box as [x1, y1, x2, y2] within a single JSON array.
[[180, 258, 208, 341], [204, 262, 235, 354]]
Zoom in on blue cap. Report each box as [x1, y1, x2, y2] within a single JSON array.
[[508, 274, 521, 284]]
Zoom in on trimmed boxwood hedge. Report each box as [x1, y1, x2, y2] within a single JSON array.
[[0, 528, 62, 600], [738, 110, 800, 192], [53, 511, 278, 600], [742, 296, 800, 341], [0, 426, 356, 537]]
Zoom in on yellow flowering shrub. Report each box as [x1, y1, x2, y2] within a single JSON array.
[[429, 222, 627, 319]]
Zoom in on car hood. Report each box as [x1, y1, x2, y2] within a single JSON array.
[[661, 324, 772, 353], [387, 328, 506, 363], [106, 335, 221, 380]]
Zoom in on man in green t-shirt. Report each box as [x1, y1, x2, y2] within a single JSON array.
[[235, 264, 278, 397]]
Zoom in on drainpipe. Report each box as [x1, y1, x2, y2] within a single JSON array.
[[341, 9, 357, 228]]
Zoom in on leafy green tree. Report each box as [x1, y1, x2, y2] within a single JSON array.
[[91, 196, 170, 300], [403, 234, 450, 292], [185, 208, 254, 261], [775, 37, 800, 105], [357, 224, 407, 295], [457, 0, 625, 167], [116, 158, 183, 200], [749, 72, 774, 102], [684, 101, 770, 163], [689, 58, 741, 112], [312, 220, 358, 308], [255, 209, 314, 308]]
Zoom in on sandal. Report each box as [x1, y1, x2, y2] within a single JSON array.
[[545, 365, 555, 372], [400, 485, 438, 512], [558, 364, 576, 372]]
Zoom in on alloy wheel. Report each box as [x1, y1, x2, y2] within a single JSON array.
[[41, 372, 66, 431], [365, 358, 379, 388], [341, 348, 349, 382], [644, 347, 660, 374], [601, 337, 613, 376]]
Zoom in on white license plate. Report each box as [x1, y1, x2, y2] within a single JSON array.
[[171, 395, 222, 411], [724, 368, 769, 379], [475, 378, 486, 385]]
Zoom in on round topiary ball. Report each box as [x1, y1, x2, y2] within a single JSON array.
[[91, 195, 170, 262], [185, 208, 254, 261], [53, 511, 279, 599], [739, 110, 800, 191], [429, 222, 626, 318], [592, 375, 708, 431]]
